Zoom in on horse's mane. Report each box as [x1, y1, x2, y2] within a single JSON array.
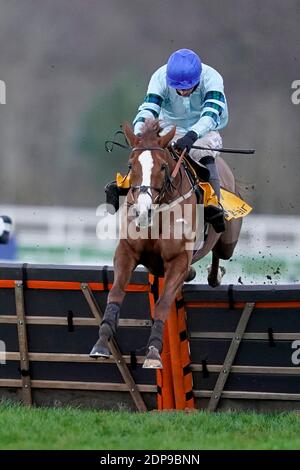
[[139, 119, 162, 141]]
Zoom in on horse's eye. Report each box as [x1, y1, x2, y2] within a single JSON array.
[[161, 164, 166, 171], [128, 163, 132, 170]]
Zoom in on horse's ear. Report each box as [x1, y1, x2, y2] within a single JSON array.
[[158, 126, 176, 148], [123, 122, 139, 148]]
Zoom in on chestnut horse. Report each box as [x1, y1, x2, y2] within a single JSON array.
[[90, 120, 242, 368]]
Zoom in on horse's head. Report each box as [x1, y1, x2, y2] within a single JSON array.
[[123, 120, 176, 228]]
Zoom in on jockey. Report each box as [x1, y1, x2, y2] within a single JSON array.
[[132, 48, 228, 232]]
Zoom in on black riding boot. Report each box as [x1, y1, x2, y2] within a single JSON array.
[[105, 181, 129, 214], [200, 155, 225, 233]]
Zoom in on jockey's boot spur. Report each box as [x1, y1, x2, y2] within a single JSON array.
[[201, 155, 226, 233]]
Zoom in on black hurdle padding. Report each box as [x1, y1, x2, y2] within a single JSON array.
[[0, 263, 24, 315], [0, 359, 155, 385], [189, 338, 299, 367], [183, 283, 300, 302], [1, 321, 151, 356], [0, 262, 24, 280], [201, 359, 209, 378], [186, 306, 300, 333], [0, 324, 18, 351], [0, 264, 155, 393], [184, 284, 300, 334], [130, 351, 137, 370], [24, 264, 148, 284], [227, 284, 235, 309], [30, 362, 155, 385], [20, 325, 149, 355], [186, 307, 243, 332], [0, 361, 21, 380], [268, 327, 276, 347], [102, 265, 109, 291], [67, 310, 74, 332], [193, 372, 300, 394], [150, 275, 159, 302], [22, 264, 150, 319]]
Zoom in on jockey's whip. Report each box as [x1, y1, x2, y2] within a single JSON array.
[[191, 145, 255, 155]]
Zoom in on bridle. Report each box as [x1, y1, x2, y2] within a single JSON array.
[[129, 146, 178, 204], [104, 133, 191, 205]]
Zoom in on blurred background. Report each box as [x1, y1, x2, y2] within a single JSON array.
[[0, 0, 299, 283]]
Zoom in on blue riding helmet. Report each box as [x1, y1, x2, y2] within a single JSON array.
[[166, 49, 202, 89]]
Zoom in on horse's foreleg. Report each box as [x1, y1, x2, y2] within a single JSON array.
[[90, 243, 138, 358], [143, 252, 191, 368]]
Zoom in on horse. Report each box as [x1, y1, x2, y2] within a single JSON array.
[[90, 119, 242, 368]]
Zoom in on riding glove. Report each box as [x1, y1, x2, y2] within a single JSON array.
[[175, 130, 198, 153]]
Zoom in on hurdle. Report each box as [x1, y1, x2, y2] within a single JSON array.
[[1, 264, 300, 412]]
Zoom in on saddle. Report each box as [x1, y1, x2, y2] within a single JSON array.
[[182, 153, 210, 183], [107, 150, 216, 214], [107, 151, 252, 228], [178, 153, 226, 233]]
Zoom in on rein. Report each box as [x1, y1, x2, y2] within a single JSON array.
[[105, 132, 192, 205]]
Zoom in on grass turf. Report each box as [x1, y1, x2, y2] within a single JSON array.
[[0, 402, 300, 450]]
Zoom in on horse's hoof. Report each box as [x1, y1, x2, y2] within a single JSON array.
[[89, 339, 110, 359], [185, 266, 196, 283], [207, 265, 226, 287], [143, 346, 163, 369]]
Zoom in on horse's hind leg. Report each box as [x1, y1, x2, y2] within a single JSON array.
[[207, 250, 226, 288], [90, 242, 138, 358], [207, 218, 242, 287]]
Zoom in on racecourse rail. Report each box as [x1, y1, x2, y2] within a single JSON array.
[[0, 263, 300, 412]]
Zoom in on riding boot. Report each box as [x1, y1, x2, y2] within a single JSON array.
[[105, 181, 129, 214], [200, 155, 225, 233]]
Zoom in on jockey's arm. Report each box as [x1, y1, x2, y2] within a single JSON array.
[[190, 91, 227, 138], [190, 70, 228, 139], [133, 67, 165, 135]]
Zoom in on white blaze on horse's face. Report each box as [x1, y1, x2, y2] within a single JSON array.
[[136, 151, 154, 228]]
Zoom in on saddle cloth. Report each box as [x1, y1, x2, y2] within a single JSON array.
[[115, 171, 252, 221]]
